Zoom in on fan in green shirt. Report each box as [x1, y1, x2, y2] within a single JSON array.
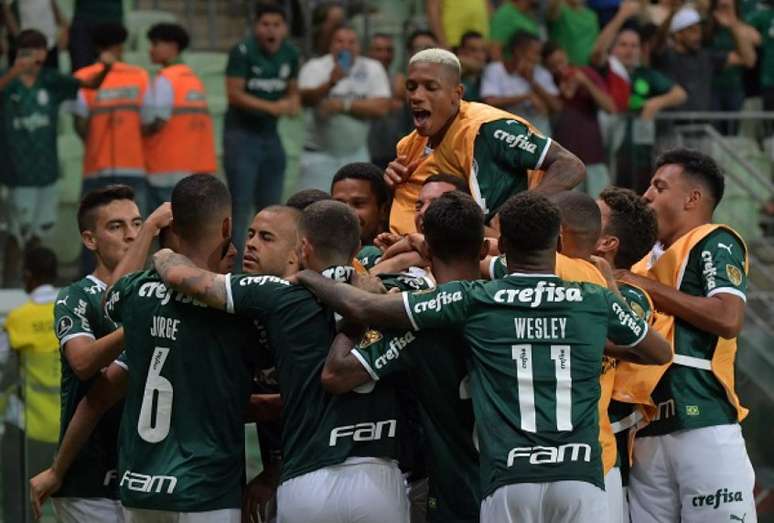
[[490, 0, 540, 58], [547, 0, 600, 65]]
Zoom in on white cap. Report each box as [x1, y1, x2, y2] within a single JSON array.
[[670, 7, 702, 33]]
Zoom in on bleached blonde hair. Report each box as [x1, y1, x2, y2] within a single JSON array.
[[408, 48, 461, 81]]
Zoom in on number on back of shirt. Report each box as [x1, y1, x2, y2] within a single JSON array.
[[512, 342, 573, 432], [137, 347, 173, 443]]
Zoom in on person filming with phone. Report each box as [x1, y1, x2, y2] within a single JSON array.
[[297, 24, 391, 192]]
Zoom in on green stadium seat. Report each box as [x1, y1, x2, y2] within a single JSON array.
[[57, 134, 84, 206], [125, 10, 177, 54]]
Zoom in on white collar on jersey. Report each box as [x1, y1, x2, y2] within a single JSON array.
[[506, 272, 559, 278]]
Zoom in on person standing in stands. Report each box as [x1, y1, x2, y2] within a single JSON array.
[[73, 22, 150, 215], [224, 3, 300, 262], [68, 0, 123, 72], [143, 23, 216, 209]]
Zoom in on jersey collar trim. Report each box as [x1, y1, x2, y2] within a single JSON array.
[[506, 272, 559, 278], [86, 274, 107, 290]]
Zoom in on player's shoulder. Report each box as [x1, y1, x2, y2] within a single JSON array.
[[230, 273, 294, 293], [619, 282, 653, 322], [379, 272, 433, 292], [698, 226, 746, 256]]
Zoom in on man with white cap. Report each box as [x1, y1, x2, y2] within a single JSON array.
[[650, 5, 757, 111]]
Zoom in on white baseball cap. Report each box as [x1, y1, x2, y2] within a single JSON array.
[[670, 7, 702, 33]]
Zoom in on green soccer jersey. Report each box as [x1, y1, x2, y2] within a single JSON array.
[[355, 245, 383, 271], [1, 68, 79, 186], [53, 275, 122, 499], [472, 119, 550, 222], [225, 37, 299, 133], [639, 229, 748, 437], [104, 270, 255, 512], [226, 267, 402, 483], [404, 274, 648, 496]]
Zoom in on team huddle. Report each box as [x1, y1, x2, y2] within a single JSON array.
[[27, 49, 755, 523]]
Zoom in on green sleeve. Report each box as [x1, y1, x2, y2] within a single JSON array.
[[55, 285, 98, 346], [697, 230, 748, 300], [226, 273, 291, 318], [647, 69, 675, 97], [351, 329, 414, 380], [47, 71, 81, 102], [104, 277, 129, 325], [489, 255, 508, 280], [478, 119, 551, 173], [619, 284, 653, 325], [605, 289, 649, 347], [379, 272, 433, 292], [356, 245, 383, 270], [403, 281, 471, 331], [225, 41, 249, 78]]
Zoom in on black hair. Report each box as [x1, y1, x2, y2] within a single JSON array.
[[147, 23, 190, 51], [286, 189, 333, 210], [423, 191, 484, 263], [255, 2, 287, 22], [599, 186, 658, 269], [299, 200, 361, 261], [77, 185, 136, 232], [92, 22, 129, 50], [499, 192, 561, 254], [549, 191, 602, 253], [541, 41, 562, 62], [459, 30, 483, 48], [423, 173, 470, 194], [655, 148, 725, 208], [171, 174, 231, 239], [24, 246, 57, 284], [16, 29, 47, 50], [371, 32, 393, 42], [407, 29, 438, 51], [331, 162, 390, 207], [507, 30, 540, 55]]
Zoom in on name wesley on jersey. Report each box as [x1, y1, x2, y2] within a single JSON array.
[[514, 317, 567, 340]]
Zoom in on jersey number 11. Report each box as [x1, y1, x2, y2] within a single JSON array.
[[512, 344, 572, 433]]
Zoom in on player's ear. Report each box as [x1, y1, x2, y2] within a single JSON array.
[[222, 216, 232, 240], [684, 186, 702, 211], [81, 230, 98, 252], [595, 234, 618, 258], [479, 239, 490, 260]]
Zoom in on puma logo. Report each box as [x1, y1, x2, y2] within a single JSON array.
[[730, 514, 746, 522], [56, 297, 68, 306], [718, 243, 733, 255]]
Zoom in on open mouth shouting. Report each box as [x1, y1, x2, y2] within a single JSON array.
[[412, 108, 432, 133]]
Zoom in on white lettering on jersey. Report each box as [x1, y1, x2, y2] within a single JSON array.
[[138, 282, 206, 307], [611, 303, 643, 337], [507, 443, 591, 467], [413, 291, 463, 314], [150, 316, 181, 341], [120, 470, 177, 494], [653, 399, 676, 421], [103, 469, 119, 486], [493, 281, 583, 308], [701, 250, 717, 291], [328, 419, 397, 446], [374, 332, 416, 369], [238, 275, 291, 287], [493, 129, 538, 153], [514, 317, 567, 340]]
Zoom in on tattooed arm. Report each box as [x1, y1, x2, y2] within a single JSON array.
[[152, 249, 228, 310]]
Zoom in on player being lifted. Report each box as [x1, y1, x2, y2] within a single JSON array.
[[152, 200, 409, 523], [293, 192, 671, 522], [618, 149, 756, 523]]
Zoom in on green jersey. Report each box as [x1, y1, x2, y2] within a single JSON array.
[[225, 37, 300, 133], [354, 277, 480, 522], [473, 119, 550, 222], [53, 275, 122, 499], [1, 68, 79, 186], [639, 229, 748, 437], [749, 9, 774, 88], [105, 270, 255, 512], [404, 274, 648, 496], [226, 266, 402, 483], [355, 245, 383, 271]]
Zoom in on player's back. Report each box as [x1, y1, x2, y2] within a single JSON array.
[[105, 270, 255, 512]]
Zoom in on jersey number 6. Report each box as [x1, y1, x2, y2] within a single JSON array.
[[137, 347, 174, 443]]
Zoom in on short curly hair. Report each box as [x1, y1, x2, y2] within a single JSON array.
[[655, 148, 725, 208], [599, 186, 658, 269], [499, 192, 561, 254], [423, 191, 483, 262]]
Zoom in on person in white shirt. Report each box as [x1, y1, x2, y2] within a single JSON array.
[[481, 31, 561, 134], [297, 25, 391, 192]]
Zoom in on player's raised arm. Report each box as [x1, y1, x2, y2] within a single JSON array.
[[605, 330, 672, 365], [603, 291, 672, 365], [152, 248, 228, 311], [321, 331, 373, 395], [531, 140, 586, 194]]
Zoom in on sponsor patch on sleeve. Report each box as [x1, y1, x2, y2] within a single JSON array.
[[56, 316, 74, 338], [726, 264, 743, 287]]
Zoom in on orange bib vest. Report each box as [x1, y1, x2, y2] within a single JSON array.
[[391, 101, 543, 235], [614, 224, 749, 424], [144, 64, 217, 185], [75, 62, 149, 178]]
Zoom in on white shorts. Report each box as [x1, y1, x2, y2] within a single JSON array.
[[53, 497, 124, 523], [606, 467, 625, 523], [6, 183, 58, 244], [122, 507, 240, 523], [629, 424, 756, 523], [480, 481, 608, 523], [277, 457, 409, 523]]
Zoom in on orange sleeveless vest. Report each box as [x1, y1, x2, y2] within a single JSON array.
[[391, 101, 542, 235], [75, 62, 149, 178], [144, 64, 217, 184], [615, 224, 749, 423]]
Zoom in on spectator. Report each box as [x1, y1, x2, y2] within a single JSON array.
[[68, 0, 123, 72], [311, 1, 347, 57], [407, 29, 440, 58], [647, 0, 684, 26], [586, 0, 623, 27], [0, 29, 112, 286], [749, 2, 774, 126], [426, 0, 491, 49], [1, 0, 68, 69], [543, 42, 616, 196], [224, 4, 300, 262], [490, 0, 541, 60], [547, 0, 601, 65], [330, 163, 390, 253], [73, 22, 149, 219], [367, 32, 406, 168], [297, 25, 390, 191], [651, 6, 757, 111], [143, 23, 216, 209], [456, 30, 488, 102], [481, 31, 561, 134], [0, 246, 59, 523]]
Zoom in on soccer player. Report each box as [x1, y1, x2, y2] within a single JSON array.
[[384, 48, 586, 234], [152, 201, 409, 523], [330, 163, 390, 270], [617, 149, 755, 523], [293, 192, 671, 522], [46, 185, 168, 522], [319, 191, 488, 522]]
